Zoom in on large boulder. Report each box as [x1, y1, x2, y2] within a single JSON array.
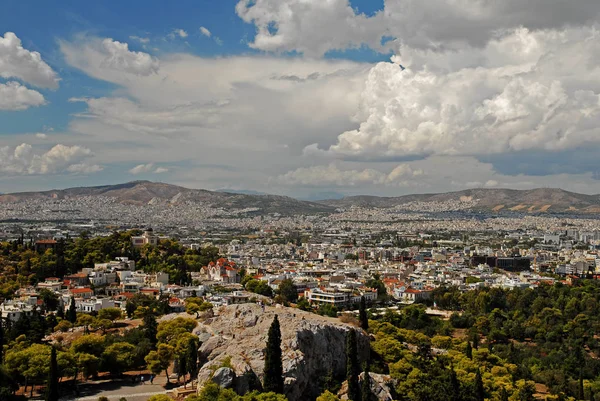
[[196, 304, 370, 401], [211, 367, 235, 388]]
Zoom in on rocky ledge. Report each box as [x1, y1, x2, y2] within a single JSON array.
[[195, 303, 370, 401]]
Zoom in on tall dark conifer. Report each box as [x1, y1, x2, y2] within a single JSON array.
[[579, 369, 585, 401], [0, 319, 4, 364], [499, 387, 509, 401], [475, 369, 485, 401], [465, 341, 473, 359], [346, 329, 361, 401], [67, 297, 77, 323], [263, 315, 284, 394], [186, 337, 199, 382], [449, 368, 461, 401], [45, 347, 59, 401], [143, 313, 158, 347], [361, 361, 371, 401], [359, 296, 369, 331]]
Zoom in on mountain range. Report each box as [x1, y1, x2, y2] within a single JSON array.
[[1, 181, 600, 214]]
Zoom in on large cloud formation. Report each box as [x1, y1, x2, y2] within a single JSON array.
[[309, 26, 600, 160], [0, 143, 101, 175], [236, 0, 600, 56]]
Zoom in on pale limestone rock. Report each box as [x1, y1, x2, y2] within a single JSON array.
[[196, 303, 369, 401]]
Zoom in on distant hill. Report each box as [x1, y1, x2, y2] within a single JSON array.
[[0, 181, 333, 215], [2, 183, 600, 215], [318, 188, 600, 214]]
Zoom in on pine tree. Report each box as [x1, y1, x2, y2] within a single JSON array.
[[465, 341, 473, 359], [263, 315, 284, 394], [475, 369, 485, 401], [346, 329, 361, 401], [67, 296, 77, 323], [361, 361, 371, 401], [46, 346, 59, 401], [359, 296, 369, 331]]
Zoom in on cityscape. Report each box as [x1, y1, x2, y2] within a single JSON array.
[[3, 1, 600, 401]]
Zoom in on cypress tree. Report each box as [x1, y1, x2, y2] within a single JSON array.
[[143, 313, 158, 347], [449, 368, 461, 401], [361, 361, 371, 401], [465, 341, 473, 359], [346, 329, 361, 401], [359, 296, 369, 331], [0, 319, 4, 364], [590, 388, 595, 401], [67, 297, 77, 323], [263, 315, 284, 394], [46, 347, 59, 401], [579, 369, 585, 401], [475, 369, 485, 401], [499, 387, 509, 401], [186, 337, 199, 382]]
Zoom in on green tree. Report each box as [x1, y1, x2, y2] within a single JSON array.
[[361, 361, 371, 401], [45, 347, 59, 401], [102, 342, 136, 375], [277, 279, 298, 303], [143, 313, 158, 347], [97, 307, 122, 323], [359, 296, 369, 331], [346, 329, 360, 401], [0, 319, 4, 364], [317, 390, 341, 401], [263, 315, 284, 394], [145, 344, 174, 383], [465, 341, 473, 359], [474, 369, 484, 401], [147, 395, 172, 401], [67, 297, 77, 323], [75, 314, 95, 334]]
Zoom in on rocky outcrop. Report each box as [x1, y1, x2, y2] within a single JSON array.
[[338, 372, 398, 401], [196, 304, 370, 401]]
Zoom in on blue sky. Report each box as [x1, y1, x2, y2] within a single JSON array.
[[2, 0, 600, 197], [0, 0, 387, 136]]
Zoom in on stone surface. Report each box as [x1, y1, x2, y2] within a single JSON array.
[[211, 367, 236, 389], [196, 304, 370, 401], [338, 372, 398, 401]]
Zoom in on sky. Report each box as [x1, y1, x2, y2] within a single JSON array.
[[2, 0, 600, 199]]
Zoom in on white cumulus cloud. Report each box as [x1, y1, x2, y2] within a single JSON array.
[[235, 0, 600, 56], [277, 163, 422, 187], [168, 29, 188, 40], [0, 143, 101, 175], [314, 27, 600, 159], [200, 27, 212, 37], [100, 38, 159, 76], [129, 163, 168, 174], [0, 81, 46, 110], [0, 32, 60, 88]]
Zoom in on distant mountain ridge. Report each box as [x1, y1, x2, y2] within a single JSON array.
[[0, 181, 333, 215], [1, 182, 600, 214], [318, 188, 600, 213]]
